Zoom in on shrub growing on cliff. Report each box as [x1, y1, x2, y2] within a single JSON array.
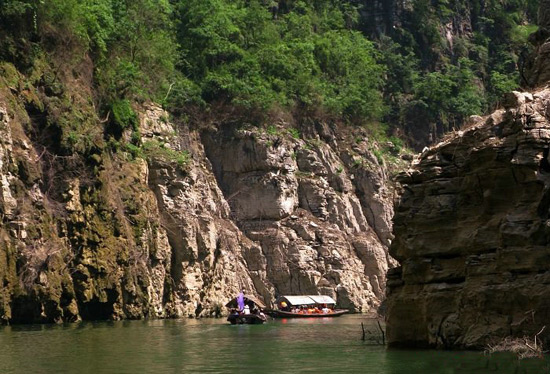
[[142, 140, 190, 167], [110, 99, 137, 136], [403, 58, 485, 134]]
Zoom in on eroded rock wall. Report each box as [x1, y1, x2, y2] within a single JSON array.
[[140, 105, 269, 317], [203, 123, 395, 311], [0, 63, 395, 322], [0, 60, 264, 322], [387, 89, 550, 348]]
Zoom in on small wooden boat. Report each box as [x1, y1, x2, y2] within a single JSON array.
[[265, 295, 349, 318], [227, 312, 267, 325], [225, 295, 267, 325]]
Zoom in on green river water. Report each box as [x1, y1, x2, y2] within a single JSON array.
[[0, 315, 547, 373]]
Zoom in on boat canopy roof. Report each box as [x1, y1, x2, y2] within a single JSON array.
[[308, 295, 336, 305], [276, 295, 336, 306], [225, 295, 266, 309]]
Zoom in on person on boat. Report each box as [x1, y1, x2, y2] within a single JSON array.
[[243, 305, 251, 315], [237, 290, 245, 313], [255, 308, 266, 319], [322, 304, 330, 314]]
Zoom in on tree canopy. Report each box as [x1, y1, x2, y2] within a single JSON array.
[[0, 0, 540, 146]]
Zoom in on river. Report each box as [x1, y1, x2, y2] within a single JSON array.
[[0, 315, 547, 373]]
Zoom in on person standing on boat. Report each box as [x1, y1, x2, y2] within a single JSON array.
[[237, 290, 245, 313]]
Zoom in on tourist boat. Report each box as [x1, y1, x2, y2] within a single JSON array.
[[225, 295, 268, 324], [265, 295, 349, 318]]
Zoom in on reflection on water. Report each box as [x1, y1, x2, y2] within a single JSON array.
[[0, 315, 548, 373]]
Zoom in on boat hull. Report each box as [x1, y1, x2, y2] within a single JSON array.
[[266, 309, 348, 318], [227, 314, 267, 325]]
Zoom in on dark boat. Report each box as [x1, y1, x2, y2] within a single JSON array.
[[265, 295, 349, 318], [226, 312, 267, 325], [225, 295, 267, 325]]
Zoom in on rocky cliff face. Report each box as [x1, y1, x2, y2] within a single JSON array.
[[202, 122, 395, 311], [386, 89, 550, 348], [0, 62, 395, 323]]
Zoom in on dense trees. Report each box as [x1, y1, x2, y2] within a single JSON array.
[[0, 0, 540, 147], [381, 0, 539, 146], [174, 0, 384, 120]]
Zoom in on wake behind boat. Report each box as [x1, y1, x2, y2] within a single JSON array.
[[265, 295, 348, 318]]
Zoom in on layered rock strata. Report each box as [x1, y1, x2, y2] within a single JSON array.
[[387, 89, 550, 348]]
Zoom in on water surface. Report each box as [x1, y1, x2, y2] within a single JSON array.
[[0, 315, 547, 373]]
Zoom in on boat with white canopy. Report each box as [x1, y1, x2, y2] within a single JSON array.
[[266, 295, 348, 318]]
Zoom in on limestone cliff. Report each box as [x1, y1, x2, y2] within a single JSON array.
[[202, 122, 395, 311], [0, 60, 395, 323], [387, 89, 550, 348]]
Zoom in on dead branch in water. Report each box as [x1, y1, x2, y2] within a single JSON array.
[[377, 320, 386, 345], [485, 327, 546, 360], [360, 320, 386, 345]]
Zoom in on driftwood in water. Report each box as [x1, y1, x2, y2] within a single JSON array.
[[360, 320, 386, 345], [377, 320, 386, 345], [485, 326, 546, 360]]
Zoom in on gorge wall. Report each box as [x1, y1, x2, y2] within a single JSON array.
[[0, 61, 396, 323], [387, 89, 550, 348], [386, 0, 550, 349]]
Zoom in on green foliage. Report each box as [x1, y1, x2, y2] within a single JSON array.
[[380, 0, 538, 146], [142, 140, 190, 167], [511, 24, 538, 45], [122, 139, 189, 167], [0, 0, 31, 15], [0, 0, 540, 152], [372, 148, 384, 165], [174, 0, 385, 121], [111, 99, 137, 132], [0, 61, 20, 88], [490, 71, 519, 103], [315, 30, 385, 119], [388, 136, 403, 153], [3, 0, 179, 105], [124, 143, 142, 158], [288, 128, 300, 139], [405, 58, 485, 132], [266, 125, 279, 136]]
